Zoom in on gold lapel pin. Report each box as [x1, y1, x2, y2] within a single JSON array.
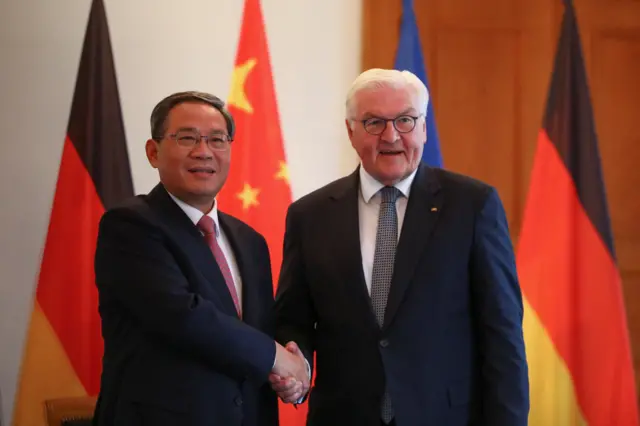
[[430, 207, 438, 212]]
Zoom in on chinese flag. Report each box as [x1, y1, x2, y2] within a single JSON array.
[[517, 1, 638, 425], [12, 0, 134, 425], [218, 0, 304, 424]]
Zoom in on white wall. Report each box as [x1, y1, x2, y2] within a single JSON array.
[[0, 0, 362, 423]]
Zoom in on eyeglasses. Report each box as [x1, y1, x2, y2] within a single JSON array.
[[164, 129, 233, 151], [360, 114, 422, 135]]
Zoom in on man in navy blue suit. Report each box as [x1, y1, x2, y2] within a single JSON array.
[[92, 91, 308, 426], [273, 69, 530, 426]]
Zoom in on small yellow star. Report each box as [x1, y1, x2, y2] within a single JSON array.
[[228, 58, 257, 113], [237, 183, 260, 211], [274, 161, 289, 184]]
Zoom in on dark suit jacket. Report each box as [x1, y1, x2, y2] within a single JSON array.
[[274, 164, 529, 426], [92, 184, 278, 426]]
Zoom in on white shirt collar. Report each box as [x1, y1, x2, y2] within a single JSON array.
[[167, 191, 221, 237], [359, 164, 418, 203]]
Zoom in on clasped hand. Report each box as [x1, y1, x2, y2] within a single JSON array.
[[269, 341, 309, 403]]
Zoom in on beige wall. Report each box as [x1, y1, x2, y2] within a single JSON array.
[[0, 0, 362, 423]]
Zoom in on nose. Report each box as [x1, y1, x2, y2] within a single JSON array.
[[190, 138, 214, 158], [380, 120, 399, 143]]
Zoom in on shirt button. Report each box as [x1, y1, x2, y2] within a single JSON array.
[[379, 339, 389, 348]]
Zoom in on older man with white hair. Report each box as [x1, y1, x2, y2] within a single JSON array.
[[272, 68, 529, 426]]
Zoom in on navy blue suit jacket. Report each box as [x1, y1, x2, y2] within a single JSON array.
[[92, 184, 278, 426], [274, 164, 529, 426]]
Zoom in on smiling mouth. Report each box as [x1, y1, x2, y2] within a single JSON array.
[[379, 150, 403, 156], [188, 167, 216, 174]]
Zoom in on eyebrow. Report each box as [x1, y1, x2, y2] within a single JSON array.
[[174, 126, 226, 134], [361, 108, 418, 119]]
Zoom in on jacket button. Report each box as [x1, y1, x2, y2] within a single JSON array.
[[379, 339, 389, 348], [234, 396, 243, 406]]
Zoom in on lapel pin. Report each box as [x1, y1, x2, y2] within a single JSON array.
[[430, 207, 438, 212]]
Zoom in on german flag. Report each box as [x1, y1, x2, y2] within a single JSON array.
[[12, 0, 133, 424], [517, 1, 638, 424]]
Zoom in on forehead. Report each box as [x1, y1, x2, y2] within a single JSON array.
[[354, 85, 419, 118], [166, 102, 227, 130]]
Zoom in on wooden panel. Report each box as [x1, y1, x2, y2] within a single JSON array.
[[437, 1, 526, 29], [362, 0, 557, 234], [591, 33, 640, 241], [434, 29, 520, 230], [589, 0, 640, 30], [362, 0, 640, 391], [361, 0, 401, 71]]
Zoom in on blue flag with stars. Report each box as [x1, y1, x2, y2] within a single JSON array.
[[394, 0, 443, 167]]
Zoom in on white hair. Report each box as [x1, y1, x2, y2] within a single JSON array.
[[345, 68, 429, 122]]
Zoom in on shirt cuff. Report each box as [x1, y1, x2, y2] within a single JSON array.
[[294, 356, 311, 404], [304, 356, 311, 379], [272, 342, 277, 369]]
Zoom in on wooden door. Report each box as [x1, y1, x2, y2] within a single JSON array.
[[362, 0, 640, 389]]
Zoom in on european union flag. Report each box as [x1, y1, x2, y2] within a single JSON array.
[[394, 0, 443, 167]]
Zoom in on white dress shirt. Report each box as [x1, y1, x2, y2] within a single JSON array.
[[167, 191, 243, 306], [168, 191, 287, 373], [358, 165, 418, 295]]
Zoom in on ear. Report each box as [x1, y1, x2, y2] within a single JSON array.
[[345, 119, 354, 139], [145, 138, 160, 168]]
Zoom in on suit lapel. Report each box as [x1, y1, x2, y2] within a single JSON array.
[[329, 169, 380, 330], [383, 164, 442, 331], [146, 184, 240, 318], [217, 213, 261, 327]]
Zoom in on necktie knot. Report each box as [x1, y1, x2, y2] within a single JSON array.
[[380, 186, 401, 204], [197, 215, 216, 236]]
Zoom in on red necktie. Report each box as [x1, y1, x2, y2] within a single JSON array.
[[197, 215, 242, 317]]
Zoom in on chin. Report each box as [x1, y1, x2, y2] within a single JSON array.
[[382, 167, 408, 180], [375, 175, 402, 186], [184, 183, 215, 196]]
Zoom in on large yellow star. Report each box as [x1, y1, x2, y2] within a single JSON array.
[[237, 183, 260, 211], [274, 161, 289, 184], [228, 58, 257, 113]]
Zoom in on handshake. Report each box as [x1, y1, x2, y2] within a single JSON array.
[[269, 341, 310, 403]]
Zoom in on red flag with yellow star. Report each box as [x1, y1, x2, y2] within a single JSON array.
[[220, 0, 291, 285], [220, 1, 304, 423]]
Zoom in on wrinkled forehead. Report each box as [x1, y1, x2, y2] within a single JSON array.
[[353, 85, 420, 119]]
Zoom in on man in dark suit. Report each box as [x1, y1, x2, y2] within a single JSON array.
[[273, 69, 530, 426], [92, 91, 308, 426]]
